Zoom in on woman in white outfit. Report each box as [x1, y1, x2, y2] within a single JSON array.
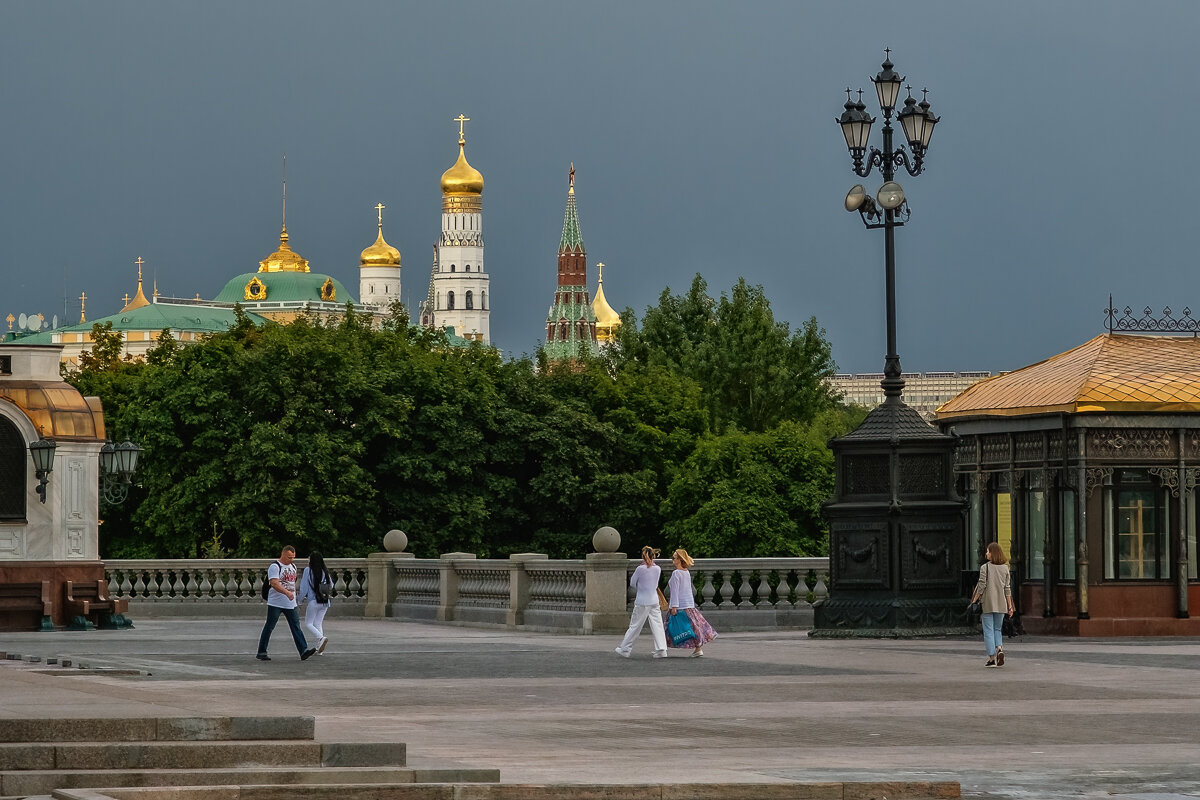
[[298, 551, 333, 655], [615, 546, 667, 658]]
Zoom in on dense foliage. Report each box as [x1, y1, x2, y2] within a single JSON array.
[[67, 278, 862, 560]]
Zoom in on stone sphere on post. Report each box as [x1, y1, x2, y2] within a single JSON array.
[[383, 529, 408, 553], [592, 526, 620, 553]]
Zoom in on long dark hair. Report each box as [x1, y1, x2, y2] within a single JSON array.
[[307, 551, 329, 592]]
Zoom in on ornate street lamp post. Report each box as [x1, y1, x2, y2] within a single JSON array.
[[838, 50, 939, 399], [813, 52, 966, 638], [29, 437, 56, 503]]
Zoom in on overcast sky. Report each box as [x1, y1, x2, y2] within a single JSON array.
[[2, 2, 1198, 373]]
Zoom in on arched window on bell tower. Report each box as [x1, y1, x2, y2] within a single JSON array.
[[465, 291, 474, 310], [447, 291, 456, 310]]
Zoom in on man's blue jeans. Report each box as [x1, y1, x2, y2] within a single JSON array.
[[981, 612, 1005, 657], [258, 605, 309, 656]]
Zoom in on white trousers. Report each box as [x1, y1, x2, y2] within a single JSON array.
[[304, 601, 330, 641], [616, 603, 667, 655]]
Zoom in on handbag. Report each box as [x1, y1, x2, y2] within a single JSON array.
[[966, 600, 982, 616], [657, 588, 669, 612], [665, 610, 696, 646]]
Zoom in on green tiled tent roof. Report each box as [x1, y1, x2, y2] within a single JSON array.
[[214, 272, 356, 305], [13, 303, 266, 344]]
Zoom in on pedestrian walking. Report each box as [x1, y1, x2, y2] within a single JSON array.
[[970, 542, 1015, 667], [298, 550, 333, 655], [663, 549, 718, 657], [614, 546, 667, 659], [257, 545, 317, 662]]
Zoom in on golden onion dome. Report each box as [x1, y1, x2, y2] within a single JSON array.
[[440, 138, 484, 196], [592, 264, 621, 343], [258, 224, 310, 273], [360, 225, 401, 267]]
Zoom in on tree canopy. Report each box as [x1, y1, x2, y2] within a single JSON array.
[[68, 279, 857, 560]]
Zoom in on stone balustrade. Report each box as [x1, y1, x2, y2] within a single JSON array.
[[104, 559, 370, 618], [105, 550, 829, 633]]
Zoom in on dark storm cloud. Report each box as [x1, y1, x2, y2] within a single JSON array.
[[1, 1, 1197, 372]]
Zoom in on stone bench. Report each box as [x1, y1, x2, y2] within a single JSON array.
[[0, 580, 54, 631], [63, 580, 131, 630]]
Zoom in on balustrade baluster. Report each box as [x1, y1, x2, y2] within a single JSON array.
[[107, 571, 120, 598], [700, 570, 716, 609], [132, 571, 148, 599], [813, 570, 829, 603], [349, 569, 364, 599], [185, 570, 200, 600], [736, 570, 753, 608], [198, 570, 213, 599], [118, 569, 133, 599], [237, 569, 252, 599], [756, 571, 773, 608]]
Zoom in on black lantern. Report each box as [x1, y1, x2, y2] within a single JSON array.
[[872, 53, 904, 113], [99, 439, 142, 504], [838, 92, 875, 154], [898, 88, 939, 155], [29, 437, 56, 503]]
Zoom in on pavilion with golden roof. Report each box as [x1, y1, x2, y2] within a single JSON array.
[[937, 332, 1200, 635]]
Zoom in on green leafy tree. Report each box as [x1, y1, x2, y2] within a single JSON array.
[[661, 407, 865, 557]]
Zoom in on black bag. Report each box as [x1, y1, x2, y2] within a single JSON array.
[[966, 600, 982, 616], [1003, 613, 1023, 637], [261, 561, 282, 601], [315, 571, 334, 604]]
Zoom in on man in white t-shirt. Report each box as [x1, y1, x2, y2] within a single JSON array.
[[256, 545, 317, 661]]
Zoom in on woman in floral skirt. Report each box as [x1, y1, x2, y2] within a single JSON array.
[[664, 549, 718, 657]]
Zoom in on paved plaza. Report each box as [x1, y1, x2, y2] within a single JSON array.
[[2, 618, 1199, 799]]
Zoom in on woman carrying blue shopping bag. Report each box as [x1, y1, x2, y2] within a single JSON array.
[[663, 549, 718, 657]]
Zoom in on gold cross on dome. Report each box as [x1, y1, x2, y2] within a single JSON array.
[[375, 203, 386, 226], [454, 114, 470, 139], [135, 256, 145, 281], [79, 292, 87, 322], [596, 262, 605, 282], [5, 314, 14, 330], [123, 294, 130, 305]]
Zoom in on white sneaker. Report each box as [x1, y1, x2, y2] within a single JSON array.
[[614, 647, 631, 659], [652, 650, 667, 658], [317, 637, 328, 655]]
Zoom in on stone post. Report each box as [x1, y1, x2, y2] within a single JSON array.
[[507, 553, 548, 627], [583, 526, 627, 634], [365, 530, 413, 619], [437, 552, 476, 622]]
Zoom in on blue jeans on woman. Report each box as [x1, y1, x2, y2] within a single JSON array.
[[981, 612, 1005, 656]]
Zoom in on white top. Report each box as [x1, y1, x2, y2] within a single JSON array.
[[296, 567, 332, 606], [668, 568, 695, 609], [629, 563, 661, 606], [266, 561, 298, 609]]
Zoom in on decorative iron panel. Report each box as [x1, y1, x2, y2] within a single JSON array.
[[900, 522, 961, 590], [843, 455, 889, 495], [1014, 433, 1043, 463], [981, 435, 1010, 465], [0, 416, 26, 520], [954, 438, 977, 467], [898, 453, 946, 496], [832, 522, 889, 589], [1088, 428, 1173, 460]]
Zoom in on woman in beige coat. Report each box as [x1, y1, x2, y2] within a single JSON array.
[[970, 542, 1015, 667]]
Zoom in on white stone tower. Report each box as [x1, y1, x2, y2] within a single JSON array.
[[359, 203, 402, 313], [423, 115, 489, 343]]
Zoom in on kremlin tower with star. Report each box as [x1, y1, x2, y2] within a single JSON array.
[[543, 165, 599, 361]]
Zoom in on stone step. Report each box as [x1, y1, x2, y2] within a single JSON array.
[[3, 765, 499, 797], [45, 782, 957, 800], [0, 718, 315, 744], [0, 741, 404, 771]]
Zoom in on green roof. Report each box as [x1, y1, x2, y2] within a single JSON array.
[[559, 190, 584, 252], [10, 303, 267, 343], [214, 272, 357, 305]]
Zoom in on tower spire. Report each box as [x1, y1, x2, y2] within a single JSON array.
[[122, 257, 150, 311]]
